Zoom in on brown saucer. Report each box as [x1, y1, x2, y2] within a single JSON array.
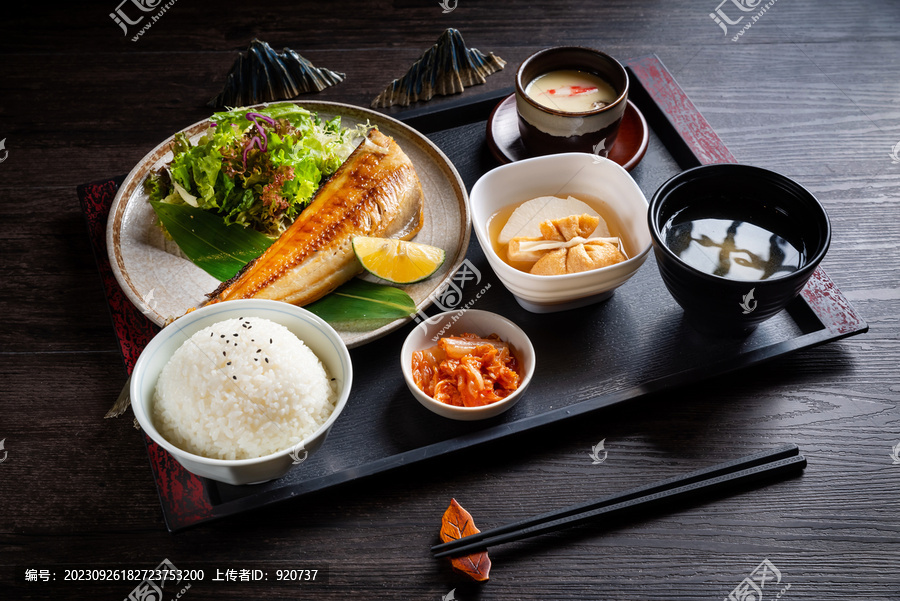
[[486, 95, 649, 171]]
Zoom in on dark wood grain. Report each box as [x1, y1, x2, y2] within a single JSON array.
[[2, 0, 899, 599]]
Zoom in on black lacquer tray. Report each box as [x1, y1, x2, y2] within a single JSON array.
[[78, 55, 867, 531]]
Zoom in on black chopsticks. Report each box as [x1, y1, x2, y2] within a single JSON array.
[[432, 444, 805, 558]]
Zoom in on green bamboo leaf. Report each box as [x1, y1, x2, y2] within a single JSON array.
[[150, 201, 273, 281], [149, 202, 414, 331], [305, 279, 416, 331]]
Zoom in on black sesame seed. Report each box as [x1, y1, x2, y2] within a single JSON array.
[[269, 338, 273, 344], [220, 334, 225, 338], [223, 351, 227, 356], [256, 349, 261, 353], [233, 333, 238, 337], [265, 358, 269, 363], [226, 361, 232, 365], [232, 375, 237, 380], [254, 358, 258, 361]]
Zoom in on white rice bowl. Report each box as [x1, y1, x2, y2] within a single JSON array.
[[152, 317, 337, 460]]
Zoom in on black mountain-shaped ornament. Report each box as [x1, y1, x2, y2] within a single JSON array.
[[371, 29, 505, 108], [209, 39, 345, 108]]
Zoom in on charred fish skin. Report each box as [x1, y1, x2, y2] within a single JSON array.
[[207, 128, 424, 306]]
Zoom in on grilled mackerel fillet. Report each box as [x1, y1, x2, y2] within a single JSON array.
[[207, 128, 424, 306]]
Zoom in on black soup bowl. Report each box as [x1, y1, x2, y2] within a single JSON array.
[[648, 164, 831, 335]]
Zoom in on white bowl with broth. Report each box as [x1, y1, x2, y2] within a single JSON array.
[[469, 153, 652, 312]]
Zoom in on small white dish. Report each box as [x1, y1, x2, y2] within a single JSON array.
[[130, 299, 352, 485], [469, 152, 652, 313], [400, 310, 536, 421]]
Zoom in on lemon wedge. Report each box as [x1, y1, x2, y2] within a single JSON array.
[[352, 237, 446, 284]]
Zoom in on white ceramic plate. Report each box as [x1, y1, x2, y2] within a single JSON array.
[[106, 101, 470, 348]]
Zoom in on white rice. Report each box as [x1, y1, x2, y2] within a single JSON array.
[[152, 317, 337, 460]]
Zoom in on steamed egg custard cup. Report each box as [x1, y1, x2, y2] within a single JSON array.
[[469, 153, 652, 313], [130, 299, 353, 486], [515, 46, 629, 157], [401, 310, 536, 421]]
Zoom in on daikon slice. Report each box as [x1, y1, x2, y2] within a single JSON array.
[[498, 196, 610, 244]]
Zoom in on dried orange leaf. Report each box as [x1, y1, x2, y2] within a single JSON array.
[[439, 498, 491, 582]]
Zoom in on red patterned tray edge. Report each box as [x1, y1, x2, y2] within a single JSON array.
[[78, 178, 216, 529]]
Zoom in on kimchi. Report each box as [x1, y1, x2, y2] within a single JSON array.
[[411, 333, 520, 407]]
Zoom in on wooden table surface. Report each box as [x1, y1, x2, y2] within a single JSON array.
[[2, 1, 899, 599]]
